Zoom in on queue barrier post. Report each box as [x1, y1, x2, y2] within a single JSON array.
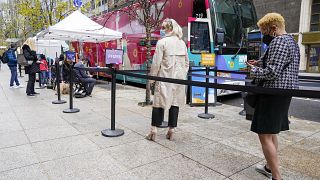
[[212, 67, 222, 106], [198, 66, 215, 119], [52, 62, 66, 104], [63, 64, 80, 113], [101, 68, 124, 137]]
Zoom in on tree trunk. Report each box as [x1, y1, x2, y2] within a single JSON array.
[[145, 25, 152, 105]]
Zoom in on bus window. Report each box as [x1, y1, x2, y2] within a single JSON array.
[[190, 22, 211, 54], [193, 0, 207, 18]]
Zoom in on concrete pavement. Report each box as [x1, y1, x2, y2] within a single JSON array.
[[0, 66, 319, 180]]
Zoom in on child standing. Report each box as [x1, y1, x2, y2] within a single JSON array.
[[39, 54, 48, 87]]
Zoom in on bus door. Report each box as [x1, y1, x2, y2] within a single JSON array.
[[187, 17, 216, 106]]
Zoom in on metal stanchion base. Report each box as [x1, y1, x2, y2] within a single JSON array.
[[158, 121, 168, 128], [214, 102, 223, 106], [239, 109, 246, 116], [198, 113, 215, 119], [52, 100, 66, 104], [101, 129, 124, 137], [63, 108, 80, 113], [36, 86, 46, 89]]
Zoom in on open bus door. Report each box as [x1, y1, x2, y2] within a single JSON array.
[[187, 17, 216, 106]]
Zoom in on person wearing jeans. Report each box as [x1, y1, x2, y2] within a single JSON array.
[[39, 54, 48, 86], [7, 44, 22, 88]]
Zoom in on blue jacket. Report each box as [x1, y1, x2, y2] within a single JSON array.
[[7, 48, 17, 67]]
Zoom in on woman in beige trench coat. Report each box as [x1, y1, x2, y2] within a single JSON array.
[[146, 19, 189, 141]]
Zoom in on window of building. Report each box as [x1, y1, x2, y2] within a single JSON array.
[[307, 45, 320, 73], [310, 0, 320, 31]]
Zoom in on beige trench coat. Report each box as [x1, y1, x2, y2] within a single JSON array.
[[150, 35, 189, 110]]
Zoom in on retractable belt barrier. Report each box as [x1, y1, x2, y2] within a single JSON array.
[[77, 67, 320, 98], [72, 67, 320, 138]]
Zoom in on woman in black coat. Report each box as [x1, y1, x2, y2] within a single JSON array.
[[22, 44, 40, 96]]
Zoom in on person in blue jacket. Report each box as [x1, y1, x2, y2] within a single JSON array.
[[7, 44, 23, 88]]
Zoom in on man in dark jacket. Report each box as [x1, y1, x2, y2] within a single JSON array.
[[7, 44, 23, 88], [74, 58, 95, 96]]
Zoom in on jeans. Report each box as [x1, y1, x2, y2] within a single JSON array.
[[81, 77, 96, 95], [26, 73, 36, 94], [9, 66, 20, 87], [40, 71, 48, 85]]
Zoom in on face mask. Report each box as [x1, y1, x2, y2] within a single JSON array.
[[160, 29, 166, 38], [262, 35, 275, 46]]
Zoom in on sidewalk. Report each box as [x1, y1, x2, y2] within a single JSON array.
[[0, 66, 319, 180]]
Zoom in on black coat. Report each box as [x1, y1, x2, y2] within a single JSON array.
[[23, 49, 40, 74]]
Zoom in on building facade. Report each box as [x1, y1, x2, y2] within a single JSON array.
[[254, 0, 320, 74]]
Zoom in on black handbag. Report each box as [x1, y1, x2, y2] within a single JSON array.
[[244, 79, 262, 108]]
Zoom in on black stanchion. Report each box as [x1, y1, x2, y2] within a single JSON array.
[[213, 67, 222, 106], [18, 65, 23, 77], [63, 64, 79, 113], [198, 66, 215, 119], [101, 68, 124, 137], [52, 62, 66, 104]]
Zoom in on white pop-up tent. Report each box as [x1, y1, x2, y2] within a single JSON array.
[[23, 36, 69, 59], [37, 10, 122, 42]]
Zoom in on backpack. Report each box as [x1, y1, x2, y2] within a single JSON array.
[[1, 51, 9, 64]]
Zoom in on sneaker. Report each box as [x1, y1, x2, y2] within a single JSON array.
[[9, 86, 14, 89], [255, 164, 272, 178], [17, 85, 24, 88]]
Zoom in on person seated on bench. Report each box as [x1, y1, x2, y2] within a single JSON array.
[[74, 57, 96, 97]]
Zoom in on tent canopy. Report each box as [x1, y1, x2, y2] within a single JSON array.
[[37, 10, 122, 42]]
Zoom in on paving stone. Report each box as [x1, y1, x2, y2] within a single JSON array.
[[292, 132, 320, 155], [0, 120, 22, 134], [220, 131, 298, 159], [108, 154, 226, 180], [41, 150, 127, 180], [279, 146, 320, 178], [85, 127, 144, 149], [182, 143, 262, 177], [0, 144, 39, 172], [156, 130, 214, 153], [18, 116, 69, 130], [180, 122, 245, 142], [0, 164, 48, 180], [0, 131, 29, 149], [106, 140, 176, 168], [25, 125, 80, 142], [229, 163, 316, 180], [32, 135, 99, 162]]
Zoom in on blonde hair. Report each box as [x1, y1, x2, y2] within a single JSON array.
[[257, 13, 285, 30], [162, 18, 183, 39]]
